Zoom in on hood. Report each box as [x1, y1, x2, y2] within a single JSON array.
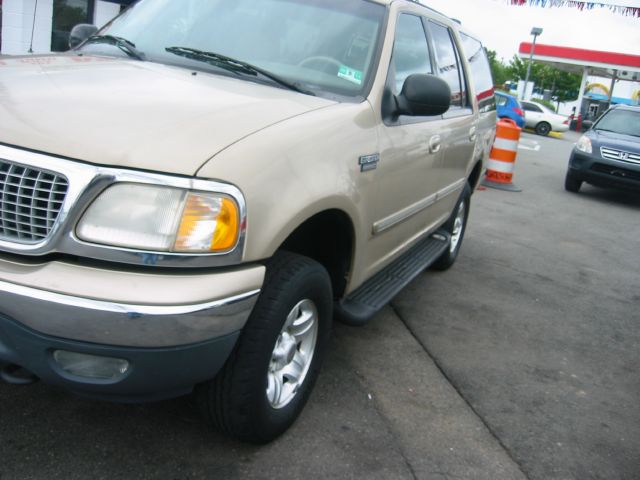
[[590, 129, 640, 153], [0, 54, 333, 175]]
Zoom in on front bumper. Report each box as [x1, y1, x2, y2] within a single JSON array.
[[568, 149, 640, 192], [0, 316, 240, 401], [0, 259, 264, 400]]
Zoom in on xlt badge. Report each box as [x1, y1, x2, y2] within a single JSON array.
[[359, 154, 380, 172]]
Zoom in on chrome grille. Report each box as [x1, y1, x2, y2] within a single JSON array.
[[0, 159, 69, 243], [600, 147, 640, 165]]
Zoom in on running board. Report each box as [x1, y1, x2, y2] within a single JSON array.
[[335, 230, 450, 326]]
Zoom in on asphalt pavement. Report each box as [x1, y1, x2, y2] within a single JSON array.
[[393, 130, 640, 480], [0, 131, 638, 479]]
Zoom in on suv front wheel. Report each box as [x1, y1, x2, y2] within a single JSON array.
[[564, 170, 583, 193], [196, 251, 332, 444]]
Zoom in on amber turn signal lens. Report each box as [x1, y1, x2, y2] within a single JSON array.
[[174, 193, 239, 252], [212, 198, 239, 251]]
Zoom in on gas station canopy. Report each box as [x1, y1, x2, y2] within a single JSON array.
[[518, 42, 640, 80], [518, 42, 640, 113]]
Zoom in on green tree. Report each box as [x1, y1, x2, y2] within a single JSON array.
[[506, 56, 581, 105], [548, 70, 582, 104], [505, 55, 545, 82], [485, 49, 509, 86]]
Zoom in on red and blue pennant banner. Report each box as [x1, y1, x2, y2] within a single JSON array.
[[509, 0, 640, 17]]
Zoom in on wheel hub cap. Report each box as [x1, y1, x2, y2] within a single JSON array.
[[271, 333, 297, 371], [450, 202, 466, 253], [266, 299, 318, 409]]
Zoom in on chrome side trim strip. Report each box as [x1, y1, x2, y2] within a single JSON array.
[[373, 193, 436, 235], [436, 178, 466, 201], [372, 178, 466, 235]]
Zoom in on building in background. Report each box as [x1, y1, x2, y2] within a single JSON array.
[[517, 42, 640, 119], [1, 0, 132, 55]]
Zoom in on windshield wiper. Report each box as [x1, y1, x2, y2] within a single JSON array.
[[596, 128, 640, 137], [165, 46, 314, 96], [84, 35, 145, 60]]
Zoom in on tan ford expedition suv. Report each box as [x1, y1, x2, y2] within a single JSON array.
[[0, 0, 496, 443]]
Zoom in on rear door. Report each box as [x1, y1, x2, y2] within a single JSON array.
[[522, 101, 544, 127], [459, 32, 497, 173]]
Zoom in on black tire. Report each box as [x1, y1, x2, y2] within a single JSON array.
[[535, 122, 551, 136], [431, 183, 471, 271], [196, 251, 332, 444], [564, 170, 582, 193]]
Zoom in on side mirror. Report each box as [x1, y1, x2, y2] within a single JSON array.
[[69, 24, 99, 49], [395, 74, 451, 117]]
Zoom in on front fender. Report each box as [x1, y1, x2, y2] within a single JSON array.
[[196, 101, 380, 263]]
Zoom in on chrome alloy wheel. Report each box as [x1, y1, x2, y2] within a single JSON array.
[[266, 299, 318, 409], [449, 201, 466, 253]]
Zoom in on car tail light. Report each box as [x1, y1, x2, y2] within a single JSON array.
[[513, 108, 524, 117], [563, 118, 569, 125]]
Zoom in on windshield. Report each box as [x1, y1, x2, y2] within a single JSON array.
[[594, 109, 640, 137], [81, 0, 385, 99]]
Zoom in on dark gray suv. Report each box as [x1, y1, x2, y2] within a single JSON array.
[[565, 105, 640, 193]]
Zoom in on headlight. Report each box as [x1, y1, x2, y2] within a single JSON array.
[[76, 183, 240, 253], [575, 135, 592, 154]]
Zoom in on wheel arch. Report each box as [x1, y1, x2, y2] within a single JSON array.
[[279, 209, 355, 299], [468, 159, 484, 192]]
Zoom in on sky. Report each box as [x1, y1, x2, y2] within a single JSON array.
[[419, 0, 640, 104], [420, 0, 640, 62]]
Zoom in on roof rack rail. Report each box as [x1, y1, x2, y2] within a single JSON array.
[[403, 0, 455, 23]]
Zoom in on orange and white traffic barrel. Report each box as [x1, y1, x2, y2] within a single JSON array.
[[481, 118, 522, 192]]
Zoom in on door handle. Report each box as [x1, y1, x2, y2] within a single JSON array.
[[469, 126, 477, 142], [429, 135, 441, 154]]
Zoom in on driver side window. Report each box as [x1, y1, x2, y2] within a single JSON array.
[[389, 14, 433, 95]]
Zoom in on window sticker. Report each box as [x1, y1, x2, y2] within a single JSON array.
[[338, 65, 363, 85]]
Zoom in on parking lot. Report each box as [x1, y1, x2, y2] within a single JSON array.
[[1, 131, 638, 480]]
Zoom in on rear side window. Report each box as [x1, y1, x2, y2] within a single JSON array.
[[523, 103, 542, 113], [459, 33, 495, 113], [428, 21, 467, 110], [390, 14, 433, 94], [496, 95, 508, 107]]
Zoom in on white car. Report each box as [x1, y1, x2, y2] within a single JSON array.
[[521, 100, 570, 136]]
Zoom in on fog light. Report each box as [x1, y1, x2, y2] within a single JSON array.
[[53, 350, 130, 380]]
